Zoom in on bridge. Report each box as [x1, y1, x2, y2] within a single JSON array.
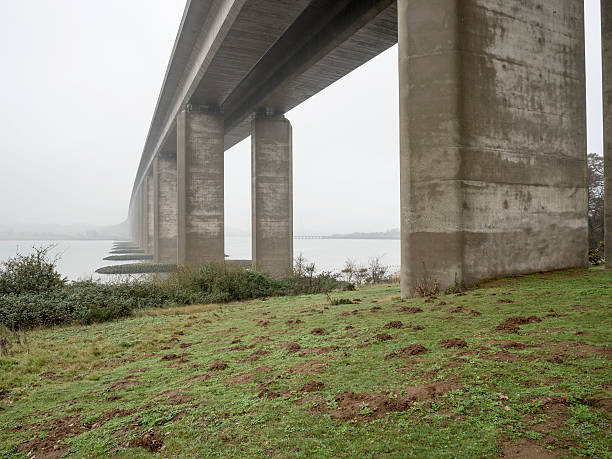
[[127, 0, 611, 296]]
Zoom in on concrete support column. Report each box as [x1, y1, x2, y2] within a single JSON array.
[[145, 171, 155, 254], [398, 0, 587, 296], [603, 0, 612, 266], [138, 187, 145, 249], [153, 152, 178, 263], [176, 108, 224, 265], [251, 113, 293, 278]]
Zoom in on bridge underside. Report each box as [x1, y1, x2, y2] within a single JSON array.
[[128, 0, 602, 296]]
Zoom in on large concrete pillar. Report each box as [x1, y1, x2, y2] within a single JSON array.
[[603, 0, 612, 267], [251, 113, 293, 278], [137, 187, 145, 249], [398, 0, 587, 296], [145, 171, 155, 254], [153, 152, 178, 263], [176, 107, 224, 265]]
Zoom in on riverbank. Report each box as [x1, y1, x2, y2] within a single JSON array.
[[1, 268, 610, 457]]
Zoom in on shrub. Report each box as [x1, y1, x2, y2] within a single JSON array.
[[589, 242, 605, 266], [0, 246, 66, 295]]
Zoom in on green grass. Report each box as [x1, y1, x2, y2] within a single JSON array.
[[0, 269, 610, 458]]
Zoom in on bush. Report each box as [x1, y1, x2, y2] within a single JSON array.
[[589, 242, 605, 266], [0, 246, 65, 295]]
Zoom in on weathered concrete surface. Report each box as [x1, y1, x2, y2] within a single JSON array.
[[398, 0, 588, 296], [145, 172, 155, 254], [251, 114, 293, 277], [153, 152, 178, 263], [177, 109, 224, 265], [603, 0, 612, 267]]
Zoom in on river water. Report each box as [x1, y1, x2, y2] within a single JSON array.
[[0, 237, 400, 281]]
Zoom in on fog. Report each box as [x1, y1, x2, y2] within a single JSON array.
[[0, 0, 604, 235]]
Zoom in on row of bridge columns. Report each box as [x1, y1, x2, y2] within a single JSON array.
[[130, 0, 611, 292], [130, 110, 293, 278]]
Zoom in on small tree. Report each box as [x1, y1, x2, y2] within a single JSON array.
[[341, 259, 358, 283], [367, 256, 388, 284], [587, 153, 605, 250]]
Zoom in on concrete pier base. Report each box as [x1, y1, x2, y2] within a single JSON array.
[[153, 152, 178, 263], [398, 0, 587, 296], [177, 108, 224, 265], [603, 0, 612, 267], [251, 114, 293, 278]]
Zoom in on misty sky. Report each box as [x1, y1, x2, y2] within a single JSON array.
[[0, 1, 605, 234]]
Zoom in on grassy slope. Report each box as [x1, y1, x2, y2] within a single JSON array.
[[0, 269, 610, 458]]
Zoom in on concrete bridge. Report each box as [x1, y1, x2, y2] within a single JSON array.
[[128, 0, 612, 296]]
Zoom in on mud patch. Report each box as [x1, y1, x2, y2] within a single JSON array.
[[298, 381, 325, 392], [400, 307, 423, 314], [109, 375, 139, 391], [325, 382, 459, 421], [440, 338, 467, 349], [127, 429, 164, 452], [385, 344, 428, 359], [384, 321, 404, 329], [374, 333, 394, 341], [208, 361, 229, 371], [158, 388, 192, 406], [160, 353, 189, 362], [495, 316, 541, 333], [17, 416, 86, 458], [310, 328, 326, 335]]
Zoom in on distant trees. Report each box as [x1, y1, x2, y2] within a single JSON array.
[[587, 153, 605, 251]]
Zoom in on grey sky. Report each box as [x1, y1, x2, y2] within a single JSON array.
[[0, 1, 604, 234]]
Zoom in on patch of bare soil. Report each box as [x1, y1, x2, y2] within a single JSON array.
[[440, 338, 467, 349], [400, 306, 423, 314], [484, 340, 534, 350], [385, 344, 428, 359], [160, 353, 189, 362], [91, 409, 134, 429], [370, 306, 382, 313], [286, 319, 304, 325], [340, 310, 360, 317], [497, 299, 514, 304], [384, 321, 404, 329], [495, 316, 541, 333], [186, 373, 212, 383], [299, 381, 325, 392], [374, 333, 394, 341], [325, 382, 460, 421], [240, 349, 271, 362], [228, 344, 254, 351], [109, 376, 140, 391], [127, 429, 164, 452], [291, 360, 329, 374], [499, 396, 575, 457], [280, 342, 302, 353], [543, 341, 612, 364], [17, 416, 86, 458], [310, 328, 326, 335], [208, 361, 229, 371]]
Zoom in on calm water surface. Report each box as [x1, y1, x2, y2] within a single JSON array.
[[0, 237, 400, 280]]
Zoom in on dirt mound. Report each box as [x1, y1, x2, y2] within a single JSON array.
[[440, 338, 467, 349], [326, 382, 459, 420], [400, 306, 423, 314], [375, 333, 394, 341], [128, 429, 164, 452], [109, 376, 139, 391], [286, 319, 304, 325], [310, 328, 326, 335], [240, 349, 270, 362], [17, 416, 86, 458], [299, 381, 325, 392], [160, 353, 188, 361], [384, 321, 403, 329], [256, 320, 270, 327], [495, 316, 541, 333], [385, 344, 428, 359], [497, 299, 514, 304], [370, 306, 382, 312], [282, 342, 301, 353], [208, 361, 229, 371]]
